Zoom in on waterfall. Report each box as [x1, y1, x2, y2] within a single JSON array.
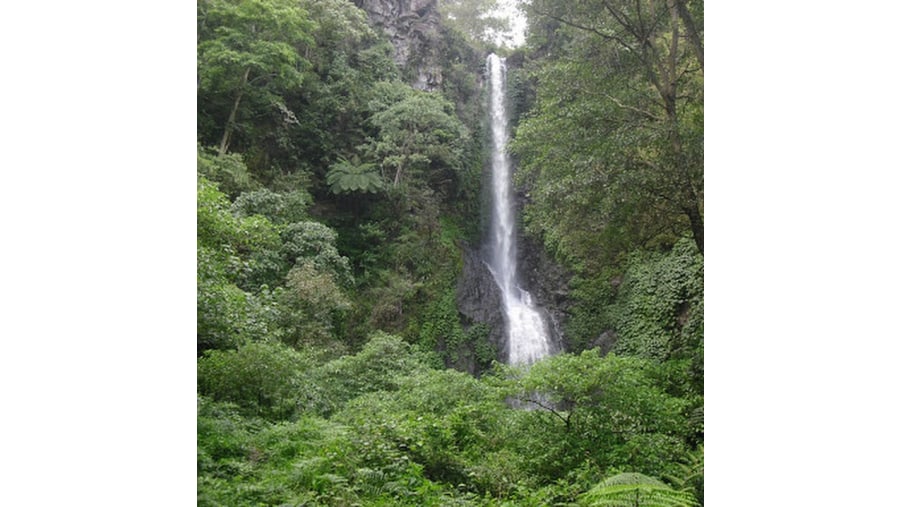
[[485, 54, 552, 366]]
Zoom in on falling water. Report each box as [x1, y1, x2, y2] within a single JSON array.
[[485, 54, 552, 366]]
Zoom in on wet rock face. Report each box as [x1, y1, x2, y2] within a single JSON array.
[[455, 236, 571, 366], [352, 0, 443, 90], [517, 230, 570, 353], [456, 246, 508, 361]]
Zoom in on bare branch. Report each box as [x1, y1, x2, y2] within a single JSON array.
[[530, 7, 639, 55], [603, 0, 643, 44], [676, 0, 704, 70], [603, 94, 664, 122], [668, 0, 680, 92], [518, 396, 571, 430]]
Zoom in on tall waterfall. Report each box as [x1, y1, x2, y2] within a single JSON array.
[[485, 54, 552, 366]]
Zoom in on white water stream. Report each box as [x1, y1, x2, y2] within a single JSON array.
[[485, 54, 552, 366]]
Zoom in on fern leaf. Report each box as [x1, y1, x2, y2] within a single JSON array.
[[581, 472, 699, 507]]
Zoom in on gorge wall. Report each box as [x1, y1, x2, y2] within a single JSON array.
[[352, 0, 445, 91], [353, 0, 571, 370]]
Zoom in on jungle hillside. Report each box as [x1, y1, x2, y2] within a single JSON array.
[[5, 1, 899, 507], [195, 0, 704, 505]]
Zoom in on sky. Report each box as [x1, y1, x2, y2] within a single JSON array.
[[492, 0, 527, 47]]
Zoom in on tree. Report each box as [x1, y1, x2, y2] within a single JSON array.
[[197, 0, 314, 156], [279, 0, 398, 182], [279, 221, 353, 287], [364, 87, 469, 189], [501, 351, 691, 480], [198, 341, 314, 419], [230, 187, 312, 224], [303, 332, 431, 415], [197, 176, 283, 352], [334, 364, 516, 493], [513, 0, 704, 262], [277, 259, 351, 348], [197, 146, 258, 199]]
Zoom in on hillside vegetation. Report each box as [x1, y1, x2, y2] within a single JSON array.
[[197, 0, 703, 505]]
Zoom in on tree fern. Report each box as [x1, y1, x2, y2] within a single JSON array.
[[326, 158, 385, 194], [664, 445, 704, 506], [581, 472, 699, 507]]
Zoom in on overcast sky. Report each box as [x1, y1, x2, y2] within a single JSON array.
[[494, 0, 527, 47]]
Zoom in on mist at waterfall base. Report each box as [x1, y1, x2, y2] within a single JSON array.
[[485, 54, 552, 367]]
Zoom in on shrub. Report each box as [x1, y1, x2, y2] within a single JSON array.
[[198, 341, 314, 419]]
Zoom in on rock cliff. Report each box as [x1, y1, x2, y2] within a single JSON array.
[[456, 230, 570, 366], [456, 245, 506, 362], [352, 0, 444, 90], [518, 230, 570, 353]]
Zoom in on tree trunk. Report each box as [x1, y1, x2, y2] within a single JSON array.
[[685, 203, 704, 255], [393, 163, 403, 187], [676, 0, 704, 71], [217, 67, 251, 157]]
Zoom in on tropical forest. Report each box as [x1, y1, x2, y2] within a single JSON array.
[[197, 0, 704, 505]]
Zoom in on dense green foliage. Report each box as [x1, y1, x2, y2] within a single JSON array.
[[512, 0, 704, 264], [197, 0, 703, 504], [198, 345, 704, 505]]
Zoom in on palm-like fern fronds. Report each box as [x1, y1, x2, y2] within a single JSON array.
[[326, 158, 385, 195], [581, 472, 699, 507], [664, 445, 704, 506]]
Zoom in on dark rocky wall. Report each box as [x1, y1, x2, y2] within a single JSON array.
[[456, 245, 506, 361], [352, 0, 444, 90], [518, 229, 570, 353], [455, 214, 572, 365]]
